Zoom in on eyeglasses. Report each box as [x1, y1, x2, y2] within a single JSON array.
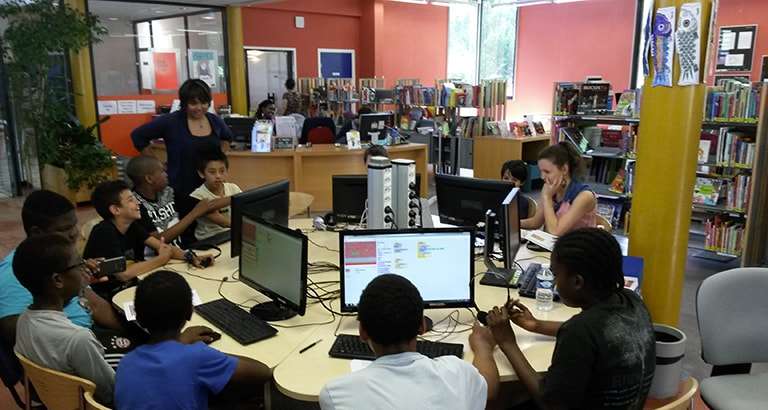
[[61, 260, 88, 275]]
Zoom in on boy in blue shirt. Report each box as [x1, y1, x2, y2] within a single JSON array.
[[0, 190, 122, 348], [115, 270, 270, 410]]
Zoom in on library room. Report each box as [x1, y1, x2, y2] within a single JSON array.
[[0, 0, 766, 409]]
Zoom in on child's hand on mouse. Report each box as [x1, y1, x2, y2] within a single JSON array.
[[180, 326, 220, 344]]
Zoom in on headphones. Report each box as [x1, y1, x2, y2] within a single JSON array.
[[185, 245, 222, 268], [313, 213, 337, 231]]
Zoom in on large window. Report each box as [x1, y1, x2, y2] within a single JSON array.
[[479, 1, 518, 97], [446, 0, 518, 97]]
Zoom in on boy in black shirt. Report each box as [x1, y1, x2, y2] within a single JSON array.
[[83, 180, 212, 298], [483, 228, 654, 410]]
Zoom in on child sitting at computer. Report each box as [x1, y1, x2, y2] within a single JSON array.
[[319, 274, 498, 409], [115, 270, 270, 410], [14, 233, 116, 404], [127, 155, 229, 249], [190, 147, 242, 241], [84, 180, 212, 298], [480, 228, 655, 409], [500, 160, 537, 225]]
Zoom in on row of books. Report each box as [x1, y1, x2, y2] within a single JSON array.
[[553, 82, 613, 115], [725, 174, 752, 212], [692, 175, 751, 212], [703, 216, 745, 256], [704, 80, 762, 122], [588, 158, 625, 187], [700, 128, 755, 167], [396, 86, 437, 107]]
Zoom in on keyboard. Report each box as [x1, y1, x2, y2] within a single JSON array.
[[480, 265, 522, 288], [329, 334, 464, 360], [194, 298, 277, 345], [190, 230, 231, 250]]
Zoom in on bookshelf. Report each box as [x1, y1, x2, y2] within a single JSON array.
[[690, 82, 768, 265]]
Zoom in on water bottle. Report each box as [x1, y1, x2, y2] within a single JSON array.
[[536, 267, 555, 311]]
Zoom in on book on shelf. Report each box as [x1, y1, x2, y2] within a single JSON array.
[[614, 89, 640, 117], [693, 177, 722, 206], [705, 80, 762, 122], [714, 128, 755, 167], [698, 139, 712, 164], [396, 85, 436, 107], [578, 83, 611, 114], [596, 197, 624, 228], [588, 158, 625, 188], [704, 215, 745, 256], [725, 174, 752, 212], [553, 82, 580, 116]]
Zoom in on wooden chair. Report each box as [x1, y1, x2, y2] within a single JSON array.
[[16, 352, 96, 410], [83, 391, 111, 410], [289, 192, 315, 218], [595, 214, 612, 231], [644, 377, 699, 410], [525, 196, 537, 219]]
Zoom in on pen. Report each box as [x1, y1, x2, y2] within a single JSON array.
[[299, 339, 323, 354]]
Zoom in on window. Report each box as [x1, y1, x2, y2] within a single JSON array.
[[447, 3, 479, 83], [479, 0, 518, 97]]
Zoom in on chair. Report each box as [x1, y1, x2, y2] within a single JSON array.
[[595, 214, 612, 231], [77, 217, 102, 255], [696, 267, 768, 409], [301, 117, 336, 144], [525, 196, 537, 219], [289, 192, 315, 218], [0, 336, 25, 408], [644, 377, 699, 410], [16, 352, 96, 410], [83, 391, 110, 410]]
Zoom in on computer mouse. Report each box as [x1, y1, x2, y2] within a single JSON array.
[[206, 332, 221, 344]]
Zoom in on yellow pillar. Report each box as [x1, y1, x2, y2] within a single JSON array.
[[66, 0, 98, 132], [227, 6, 247, 115], [629, 0, 713, 325]]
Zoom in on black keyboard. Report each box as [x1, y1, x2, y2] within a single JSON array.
[[190, 230, 231, 250], [480, 265, 521, 288], [194, 298, 277, 345], [329, 334, 464, 360]]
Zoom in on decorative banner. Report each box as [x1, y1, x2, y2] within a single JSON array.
[[152, 51, 179, 90], [643, 9, 653, 77], [652, 7, 676, 87], [189, 49, 218, 88], [676, 3, 702, 86]]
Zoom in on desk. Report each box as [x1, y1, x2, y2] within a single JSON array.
[[473, 135, 552, 180], [112, 219, 578, 404], [149, 143, 429, 211]]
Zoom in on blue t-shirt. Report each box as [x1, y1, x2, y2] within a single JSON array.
[[0, 251, 92, 328], [115, 340, 238, 410]]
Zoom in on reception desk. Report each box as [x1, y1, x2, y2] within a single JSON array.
[[149, 143, 429, 211]]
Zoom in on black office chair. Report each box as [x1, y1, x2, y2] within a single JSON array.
[[300, 117, 336, 145]]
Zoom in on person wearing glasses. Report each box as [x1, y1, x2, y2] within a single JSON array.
[[14, 233, 116, 405]]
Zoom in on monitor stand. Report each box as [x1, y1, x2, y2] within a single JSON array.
[[250, 301, 297, 321]]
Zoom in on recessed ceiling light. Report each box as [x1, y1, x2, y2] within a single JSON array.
[[154, 10, 165, 14], [202, 15, 215, 20], [107, 17, 119, 21]]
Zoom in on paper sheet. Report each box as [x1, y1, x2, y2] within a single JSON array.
[[192, 289, 203, 306], [117, 100, 137, 114], [737, 31, 753, 50], [350, 359, 372, 372], [136, 100, 156, 114], [123, 302, 137, 321], [97, 101, 117, 115], [720, 31, 736, 51], [725, 54, 745, 67]]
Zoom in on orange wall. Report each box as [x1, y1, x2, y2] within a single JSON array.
[[508, 0, 635, 119], [707, 0, 768, 83], [380, 2, 448, 88], [98, 93, 228, 157]]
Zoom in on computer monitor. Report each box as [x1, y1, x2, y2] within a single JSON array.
[[435, 174, 515, 227], [231, 180, 290, 257], [373, 89, 395, 103], [339, 228, 475, 312], [239, 214, 307, 321], [224, 117, 256, 144], [359, 112, 394, 142], [332, 174, 422, 223], [500, 188, 521, 270]]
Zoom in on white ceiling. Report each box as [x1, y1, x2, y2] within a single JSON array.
[[88, 0, 278, 22]]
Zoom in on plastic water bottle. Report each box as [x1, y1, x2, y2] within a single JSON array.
[[536, 267, 555, 311]]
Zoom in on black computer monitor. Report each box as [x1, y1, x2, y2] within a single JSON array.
[[332, 174, 422, 223], [238, 214, 307, 321], [231, 180, 290, 257], [359, 112, 394, 142], [224, 117, 256, 144], [339, 227, 475, 312], [500, 188, 521, 270], [373, 89, 395, 103], [435, 174, 515, 227]]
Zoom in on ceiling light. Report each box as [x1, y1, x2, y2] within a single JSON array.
[[202, 15, 215, 20], [107, 17, 119, 21]]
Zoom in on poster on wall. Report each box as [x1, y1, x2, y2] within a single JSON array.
[[761, 56, 768, 82], [188, 49, 218, 88], [676, 2, 702, 86], [152, 51, 180, 90], [716, 25, 757, 72], [651, 7, 676, 87]]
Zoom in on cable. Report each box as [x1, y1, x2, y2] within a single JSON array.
[[308, 237, 339, 253], [165, 267, 228, 283]]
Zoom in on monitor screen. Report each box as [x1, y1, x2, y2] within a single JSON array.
[[239, 214, 307, 316], [339, 228, 475, 312], [501, 188, 521, 270], [332, 174, 422, 223], [435, 174, 514, 227], [359, 113, 394, 142], [231, 180, 290, 257]]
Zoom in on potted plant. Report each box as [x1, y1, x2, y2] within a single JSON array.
[[0, 0, 111, 202]]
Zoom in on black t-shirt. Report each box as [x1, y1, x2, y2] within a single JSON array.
[[83, 220, 150, 299], [542, 289, 655, 410]]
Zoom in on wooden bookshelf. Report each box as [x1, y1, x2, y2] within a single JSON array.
[[741, 83, 768, 266]]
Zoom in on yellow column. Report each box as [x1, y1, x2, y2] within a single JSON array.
[[66, 0, 97, 132], [227, 6, 247, 115], [629, 0, 713, 325]]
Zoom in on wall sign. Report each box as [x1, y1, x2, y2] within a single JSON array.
[[716, 25, 757, 72]]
